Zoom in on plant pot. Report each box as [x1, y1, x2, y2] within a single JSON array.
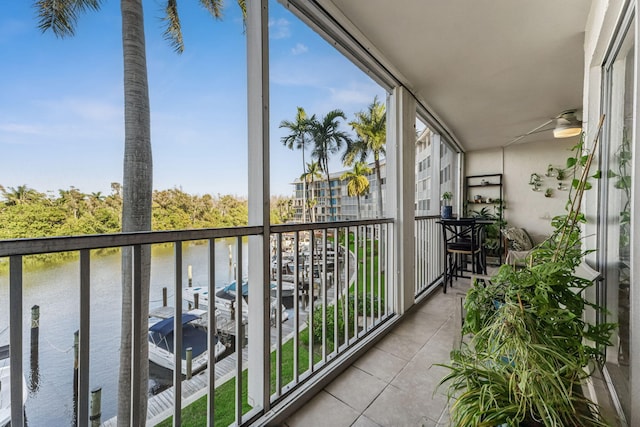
[[441, 205, 453, 219]]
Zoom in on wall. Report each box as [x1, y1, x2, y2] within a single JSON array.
[[466, 138, 576, 243]]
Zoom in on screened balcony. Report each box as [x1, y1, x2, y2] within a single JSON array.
[[1, 0, 636, 426]]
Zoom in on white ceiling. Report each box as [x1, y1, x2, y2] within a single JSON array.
[[323, 0, 592, 151]]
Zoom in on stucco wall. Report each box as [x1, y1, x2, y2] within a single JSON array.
[[466, 138, 577, 243]]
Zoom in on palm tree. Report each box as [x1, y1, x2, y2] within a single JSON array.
[[310, 110, 351, 221], [300, 161, 323, 222], [58, 186, 86, 219], [0, 184, 44, 206], [345, 96, 386, 216], [280, 107, 314, 222], [35, 1, 245, 423], [340, 162, 372, 220]]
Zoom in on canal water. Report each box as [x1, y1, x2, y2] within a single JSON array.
[[0, 239, 247, 426]]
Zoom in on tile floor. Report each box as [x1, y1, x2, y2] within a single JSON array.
[[282, 278, 471, 427]]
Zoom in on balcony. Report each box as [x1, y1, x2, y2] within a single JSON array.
[[1, 0, 633, 425], [282, 275, 468, 427]]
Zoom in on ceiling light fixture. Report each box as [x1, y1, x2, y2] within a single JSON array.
[[553, 109, 582, 138]]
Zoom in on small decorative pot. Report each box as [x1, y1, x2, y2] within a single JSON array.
[[441, 205, 453, 219]]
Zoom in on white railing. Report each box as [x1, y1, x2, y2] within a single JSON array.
[[414, 216, 445, 297]]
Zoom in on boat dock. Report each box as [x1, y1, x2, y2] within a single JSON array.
[[102, 349, 249, 426], [102, 249, 351, 426], [101, 306, 309, 425]]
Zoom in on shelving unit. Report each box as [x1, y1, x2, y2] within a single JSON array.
[[465, 173, 504, 264]]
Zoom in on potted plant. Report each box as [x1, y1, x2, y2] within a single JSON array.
[[439, 117, 615, 426], [441, 191, 453, 218]]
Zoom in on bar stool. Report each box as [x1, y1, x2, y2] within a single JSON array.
[[439, 218, 486, 293]]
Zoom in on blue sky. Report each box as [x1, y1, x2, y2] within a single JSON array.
[[0, 1, 385, 198]]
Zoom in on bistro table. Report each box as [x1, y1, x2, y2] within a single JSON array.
[[437, 218, 489, 293]]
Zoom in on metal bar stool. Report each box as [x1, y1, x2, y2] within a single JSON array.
[[439, 218, 486, 293]]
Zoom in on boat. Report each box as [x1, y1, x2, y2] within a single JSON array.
[[184, 281, 291, 321], [147, 312, 226, 376], [0, 345, 27, 427]]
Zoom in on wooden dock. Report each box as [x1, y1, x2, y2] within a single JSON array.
[[101, 350, 249, 426]]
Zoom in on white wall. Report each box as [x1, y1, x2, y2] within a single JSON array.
[[466, 138, 576, 242]]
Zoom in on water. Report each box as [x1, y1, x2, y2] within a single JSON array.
[[0, 239, 247, 426]]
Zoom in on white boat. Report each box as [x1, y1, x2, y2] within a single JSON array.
[[0, 345, 27, 427], [184, 281, 290, 322], [148, 312, 226, 376]]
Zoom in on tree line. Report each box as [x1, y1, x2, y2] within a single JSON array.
[[0, 183, 294, 240]]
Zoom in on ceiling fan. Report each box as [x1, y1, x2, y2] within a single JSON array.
[[504, 109, 582, 147]]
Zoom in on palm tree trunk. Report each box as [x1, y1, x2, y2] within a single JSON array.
[[310, 178, 316, 222], [118, 0, 152, 424], [324, 154, 333, 221], [374, 156, 383, 217], [356, 195, 361, 220], [301, 149, 306, 223]]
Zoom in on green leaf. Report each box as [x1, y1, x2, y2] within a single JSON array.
[[566, 157, 577, 168], [607, 170, 618, 178], [592, 170, 601, 179], [572, 179, 580, 189]]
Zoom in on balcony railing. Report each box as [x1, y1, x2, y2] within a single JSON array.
[[414, 216, 444, 298], [0, 216, 443, 426]]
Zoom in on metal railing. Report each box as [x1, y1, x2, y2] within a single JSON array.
[[414, 216, 445, 297], [268, 220, 393, 408], [0, 218, 400, 426]]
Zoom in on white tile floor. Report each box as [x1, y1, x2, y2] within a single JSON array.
[[282, 278, 471, 427]]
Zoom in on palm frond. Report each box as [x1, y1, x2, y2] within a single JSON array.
[[36, 0, 101, 37], [199, 0, 224, 19], [163, 0, 184, 53]]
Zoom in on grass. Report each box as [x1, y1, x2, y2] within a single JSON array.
[[157, 331, 315, 426]]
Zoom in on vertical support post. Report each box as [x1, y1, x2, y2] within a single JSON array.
[[90, 387, 102, 427], [173, 243, 184, 426], [73, 330, 79, 426], [194, 292, 199, 310], [188, 264, 193, 287], [78, 249, 90, 426], [387, 87, 416, 314], [246, 0, 270, 412], [235, 237, 244, 424], [206, 238, 216, 426], [130, 245, 143, 427], [9, 256, 24, 427], [163, 287, 168, 307]]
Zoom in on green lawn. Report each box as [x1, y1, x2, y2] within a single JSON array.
[[157, 332, 315, 426]]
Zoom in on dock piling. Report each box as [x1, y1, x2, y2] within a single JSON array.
[[188, 264, 193, 287], [186, 347, 193, 380], [162, 287, 167, 307], [74, 330, 79, 370], [31, 305, 40, 329], [90, 387, 102, 427], [194, 293, 199, 310], [30, 305, 40, 392]]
